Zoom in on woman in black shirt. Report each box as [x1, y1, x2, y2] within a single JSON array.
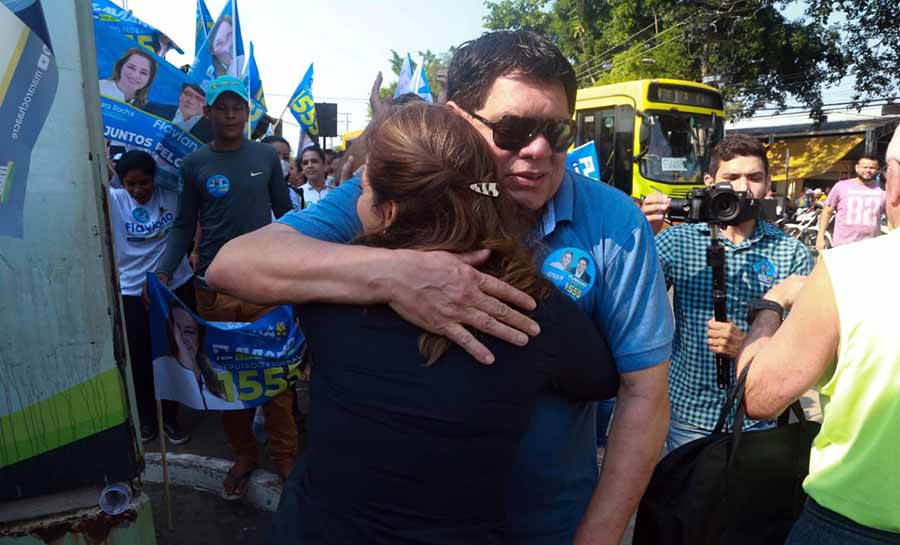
[[267, 104, 618, 545]]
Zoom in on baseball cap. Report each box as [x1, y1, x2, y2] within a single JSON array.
[[205, 76, 248, 106]]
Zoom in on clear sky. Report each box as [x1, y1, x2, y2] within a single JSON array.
[[125, 0, 488, 149]]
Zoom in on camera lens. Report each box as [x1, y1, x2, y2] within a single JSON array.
[[711, 192, 740, 223]]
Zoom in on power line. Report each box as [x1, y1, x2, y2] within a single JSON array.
[[578, 30, 687, 84], [572, 21, 658, 72], [576, 20, 689, 81]]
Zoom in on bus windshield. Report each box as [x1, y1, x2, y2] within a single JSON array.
[[639, 111, 723, 185]]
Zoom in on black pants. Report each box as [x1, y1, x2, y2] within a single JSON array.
[[122, 282, 196, 428]]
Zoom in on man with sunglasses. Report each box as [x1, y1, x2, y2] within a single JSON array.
[[207, 31, 672, 545]]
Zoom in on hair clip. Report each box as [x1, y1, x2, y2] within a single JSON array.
[[469, 181, 499, 197]]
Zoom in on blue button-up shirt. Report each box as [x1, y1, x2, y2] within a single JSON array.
[[656, 220, 813, 431]]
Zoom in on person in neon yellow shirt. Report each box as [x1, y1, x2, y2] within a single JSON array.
[[736, 124, 900, 543]]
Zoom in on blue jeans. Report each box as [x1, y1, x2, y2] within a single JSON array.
[[785, 499, 900, 544], [665, 416, 774, 453]]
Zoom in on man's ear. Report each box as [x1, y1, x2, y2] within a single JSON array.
[[203, 105, 211, 119], [446, 101, 464, 115], [703, 173, 715, 187]]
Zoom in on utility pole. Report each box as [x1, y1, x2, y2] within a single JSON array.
[[338, 112, 352, 134]]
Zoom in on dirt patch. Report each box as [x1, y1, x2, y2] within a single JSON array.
[[145, 483, 272, 545]]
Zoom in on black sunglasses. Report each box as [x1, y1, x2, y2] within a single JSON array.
[[468, 112, 577, 153]]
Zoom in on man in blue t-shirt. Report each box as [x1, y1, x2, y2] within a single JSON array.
[[208, 31, 673, 545]]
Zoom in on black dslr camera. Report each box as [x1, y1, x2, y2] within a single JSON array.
[[667, 183, 760, 226]]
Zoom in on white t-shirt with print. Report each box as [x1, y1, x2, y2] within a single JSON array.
[[109, 187, 192, 295]]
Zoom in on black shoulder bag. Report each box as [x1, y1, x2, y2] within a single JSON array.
[[633, 366, 820, 545]]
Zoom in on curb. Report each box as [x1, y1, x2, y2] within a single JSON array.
[[143, 453, 282, 512]]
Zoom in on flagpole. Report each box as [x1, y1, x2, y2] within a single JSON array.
[[271, 102, 291, 132], [156, 399, 174, 530]]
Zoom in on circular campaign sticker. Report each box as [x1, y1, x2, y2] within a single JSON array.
[[131, 206, 150, 223], [541, 247, 597, 301], [206, 175, 231, 198]]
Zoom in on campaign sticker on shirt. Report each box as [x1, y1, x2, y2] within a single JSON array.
[[131, 206, 150, 224], [206, 175, 231, 198], [541, 247, 596, 301], [752, 258, 778, 288]]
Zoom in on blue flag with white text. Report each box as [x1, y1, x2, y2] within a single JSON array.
[[148, 275, 306, 410], [195, 0, 214, 58], [567, 141, 602, 181], [244, 41, 266, 131], [0, 0, 58, 238], [393, 53, 414, 99], [288, 63, 318, 137], [189, 0, 245, 89], [91, 0, 184, 57]]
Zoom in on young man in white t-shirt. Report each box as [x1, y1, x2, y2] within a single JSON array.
[[109, 151, 194, 444]]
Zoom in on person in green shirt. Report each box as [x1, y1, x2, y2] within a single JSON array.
[[737, 125, 900, 543]]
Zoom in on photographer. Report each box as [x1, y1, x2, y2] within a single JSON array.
[[737, 125, 900, 544], [642, 134, 813, 451]]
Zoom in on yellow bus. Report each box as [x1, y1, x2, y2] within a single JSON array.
[[574, 79, 725, 199]]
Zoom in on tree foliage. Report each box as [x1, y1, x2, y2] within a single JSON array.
[[483, 0, 897, 119]]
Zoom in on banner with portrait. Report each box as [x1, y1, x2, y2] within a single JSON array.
[[147, 275, 306, 410], [94, 17, 211, 192], [0, 0, 58, 238], [189, 0, 245, 90]]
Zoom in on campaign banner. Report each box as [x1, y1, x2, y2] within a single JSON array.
[[244, 41, 266, 130], [91, 0, 183, 57], [147, 275, 306, 410], [189, 0, 245, 90], [0, 0, 58, 238], [94, 17, 209, 191], [288, 63, 318, 136], [195, 0, 214, 58], [567, 141, 601, 181]]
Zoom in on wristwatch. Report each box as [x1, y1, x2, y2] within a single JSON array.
[[746, 299, 784, 325]]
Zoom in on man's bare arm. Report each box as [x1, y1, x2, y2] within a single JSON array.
[[573, 362, 670, 545], [737, 266, 839, 419], [206, 223, 540, 364], [815, 205, 833, 251]]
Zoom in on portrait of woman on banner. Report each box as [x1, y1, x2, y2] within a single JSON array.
[[99, 47, 158, 109], [166, 302, 227, 401], [209, 15, 234, 77]]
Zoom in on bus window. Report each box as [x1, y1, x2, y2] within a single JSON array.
[[638, 111, 721, 185], [613, 105, 635, 195], [577, 112, 596, 147]]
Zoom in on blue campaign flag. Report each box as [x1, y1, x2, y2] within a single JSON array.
[[393, 53, 414, 99], [91, 0, 184, 56], [243, 41, 266, 130], [288, 63, 318, 137], [567, 141, 602, 181], [147, 275, 306, 410], [0, 0, 59, 238], [412, 58, 433, 104], [189, 0, 245, 89], [195, 0, 214, 58], [94, 16, 210, 192]]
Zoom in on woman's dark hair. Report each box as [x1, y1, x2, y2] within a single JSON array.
[[447, 30, 578, 115], [301, 146, 326, 162], [110, 47, 158, 108], [261, 135, 291, 150], [115, 150, 156, 180], [358, 103, 553, 364], [708, 134, 769, 179]]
